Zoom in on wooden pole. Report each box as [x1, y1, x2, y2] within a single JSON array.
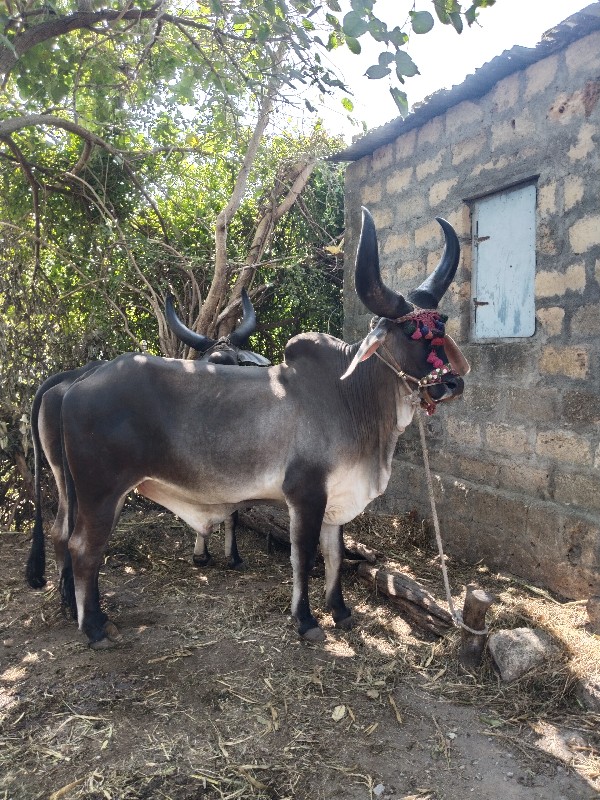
[[458, 584, 495, 672]]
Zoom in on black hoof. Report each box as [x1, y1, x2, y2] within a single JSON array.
[[227, 559, 245, 571], [301, 626, 326, 643], [89, 621, 123, 649], [193, 554, 213, 568], [335, 613, 354, 631]]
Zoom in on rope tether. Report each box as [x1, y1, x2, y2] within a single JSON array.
[[411, 388, 489, 637]]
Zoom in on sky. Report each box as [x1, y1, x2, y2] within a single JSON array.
[[318, 0, 594, 142]]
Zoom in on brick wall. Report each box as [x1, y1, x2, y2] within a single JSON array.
[[343, 30, 600, 599]]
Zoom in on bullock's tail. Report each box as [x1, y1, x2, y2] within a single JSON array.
[[25, 386, 47, 589], [59, 411, 77, 619]]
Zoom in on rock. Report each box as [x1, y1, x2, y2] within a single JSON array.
[[586, 596, 600, 633], [488, 627, 560, 682], [575, 674, 600, 712]]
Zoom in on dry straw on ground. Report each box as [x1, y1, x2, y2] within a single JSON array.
[[0, 509, 598, 799]]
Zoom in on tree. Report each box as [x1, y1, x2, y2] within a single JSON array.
[[0, 0, 497, 525]]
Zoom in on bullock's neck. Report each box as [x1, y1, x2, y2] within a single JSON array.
[[340, 341, 415, 482]]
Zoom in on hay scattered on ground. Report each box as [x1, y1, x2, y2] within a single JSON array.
[[1, 509, 598, 799]]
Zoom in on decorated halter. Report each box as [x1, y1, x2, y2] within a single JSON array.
[[374, 308, 458, 415]]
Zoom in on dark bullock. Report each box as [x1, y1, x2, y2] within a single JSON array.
[[165, 290, 270, 568], [52, 208, 468, 647], [25, 290, 268, 590]]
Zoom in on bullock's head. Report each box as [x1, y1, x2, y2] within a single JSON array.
[[342, 207, 469, 413], [165, 289, 270, 366]]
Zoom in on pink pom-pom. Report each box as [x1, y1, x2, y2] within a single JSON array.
[[411, 329, 422, 340], [431, 337, 444, 346], [427, 352, 444, 368], [425, 331, 434, 340]]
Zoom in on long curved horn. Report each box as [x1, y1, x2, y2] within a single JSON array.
[[355, 207, 413, 319], [165, 294, 216, 353], [228, 288, 257, 347], [407, 217, 460, 309]]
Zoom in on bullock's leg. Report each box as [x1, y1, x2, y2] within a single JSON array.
[[69, 499, 123, 647], [192, 530, 213, 567], [284, 465, 327, 642], [320, 524, 352, 629], [224, 512, 244, 569]]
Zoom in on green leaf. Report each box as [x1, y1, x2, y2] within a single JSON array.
[[367, 17, 388, 42], [378, 51, 395, 66], [388, 26, 408, 48], [341, 97, 354, 112], [410, 10, 435, 34], [209, 0, 223, 13], [395, 50, 419, 78], [449, 11, 464, 33], [325, 0, 342, 10], [433, 0, 451, 24], [390, 87, 408, 117], [345, 36, 361, 54], [342, 10, 369, 38], [365, 64, 391, 80], [351, 0, 373, 10]]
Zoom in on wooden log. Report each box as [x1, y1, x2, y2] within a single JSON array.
[[458, 584, 495, 672], [357, 561, 453, 637], [239, 507, 381, 563]]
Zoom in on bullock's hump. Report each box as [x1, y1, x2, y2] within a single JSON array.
[[284, 332, 343, 365]]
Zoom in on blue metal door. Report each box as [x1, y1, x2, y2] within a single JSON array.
[[472, 183, 536, 339]]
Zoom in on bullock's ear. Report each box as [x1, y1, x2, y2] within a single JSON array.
[[341, 318, 390, 380], [237, 350, 271, 366], [444, 335, 470, 376]]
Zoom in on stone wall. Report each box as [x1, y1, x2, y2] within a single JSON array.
[[343, 30, 600, 599]]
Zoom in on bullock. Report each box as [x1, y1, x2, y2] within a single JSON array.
[[51, 208, 468, 647], [25, 289, 268, 592], [165, 290, 270, 568]]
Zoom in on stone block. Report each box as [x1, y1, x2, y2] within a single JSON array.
[[497, 463, 550, 498], [362, 183, 382, 204], [444, 417, 482, 448], [524, 54, 558, 100], [445, 100, 484, 135], [491, 71, 520, 110], [386, 167, 413, 195], [587, 597, 600, 634], [565, 30, 600, 75], [415, 152, 443, 181], [536, 307, 564, 336], [536, 430, 592, 466], [382, 231, 411, 256], [488, 628, 560, 682], [414, 219, 441, 248], [395, 129, 416, 161], [537, 181, 557, 218], [502, 387, 558, 423], [539, 346, 589, 379], [562, 390, 600, 426], [576, 675, 600, 712], [372, 143, 394, 172], [416, 116, 443, 147], [478, 342, 537, 379], [535, 262, 586, 297], [554, 471, 600, 511], [569, 213, 600, 253], [563, 174, 584, 210], [568, 122, 596, 162], [572, 304, 600, 335], [429, 177, 458, 207], [486, 423, 531, 456], [451, 133, 487, 166], [472, 154, 511, 176]]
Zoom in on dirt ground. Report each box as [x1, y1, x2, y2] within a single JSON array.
[[1, 509, 599, 800]]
